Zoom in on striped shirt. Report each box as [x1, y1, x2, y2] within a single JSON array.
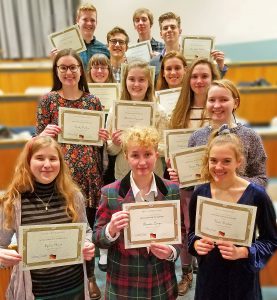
[[21, 181, 84, 298]]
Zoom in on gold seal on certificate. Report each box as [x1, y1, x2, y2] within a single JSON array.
[[48, 24, 86, 53], [88, 83, 120, 111], [58, 107, 105, 146], [123, 200, 181, 249], [155, 87, 181, 116], [18, 223, 86, 270], [113, 100, 156, 131], [170, 146, 207, 188], [164, 128, 195, 160], [195, 196, 257, 247], [125, 41, 152, 63], [182, 35, 215, 64]]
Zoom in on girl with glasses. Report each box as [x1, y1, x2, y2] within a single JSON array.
[[36, 48, 108, 300]]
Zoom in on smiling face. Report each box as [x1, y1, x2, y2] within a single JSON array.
[[126, 143, 158, 179], [163, 57, 186, 88], [77, 10, 97, 39], [190, 63, 212, 97], [160, 18, 181, 45], [209, 144, 241, 183], [90, 64, 109, 83], [206, 85, 239, 126], [108, 33, 128, 60], [30, 146, 60, 184], [56, 55, 81, 88], [126, 67, 149, 101]]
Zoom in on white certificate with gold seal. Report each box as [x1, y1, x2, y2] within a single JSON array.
[[195, 196, 257, 247], [123, 200, 181, 249], [170, 145, 207, 188], [19, 223, 86, 270], [58, 107, 105, 146]]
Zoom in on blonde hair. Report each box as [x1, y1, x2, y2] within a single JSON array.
[[120, 60, 155, 101], [133, 8, 154, 27], [201, 131, 245, 181], [87, 53, 115, 83], [122, 127, 160, 155], [170, 58, 220, 129], [76, 3, 97, 19], [158, 12, 181, 30], [156, 51, 187, 91], [0, 136, 80, 229]]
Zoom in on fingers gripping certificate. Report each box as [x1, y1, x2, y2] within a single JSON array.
[[164, 128, 195, 160], [58, 107, 105, 146], [195, 196, 257, 247], [123, 200, 181, 249], [113, 100, 155, 131], [170, 146, 207, 188], [19, 223, 86, 270]]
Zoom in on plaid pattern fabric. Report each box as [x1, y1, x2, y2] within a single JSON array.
[[93, 172, 181, 299], [150, 37, 164, 54]]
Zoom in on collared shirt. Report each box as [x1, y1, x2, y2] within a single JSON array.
[[130, 171, 158, 202], [111, 66, 121, 83], [79, 36, 110, 71], [105, 172, 177, 260]]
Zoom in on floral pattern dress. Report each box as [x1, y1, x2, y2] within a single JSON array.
[[36, 91, 103, 208]]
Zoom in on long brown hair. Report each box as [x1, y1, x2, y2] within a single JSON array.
[[156, 51, 187, 91], [120, 60, 155, 101], [170, 58, 220, 129], [51, 48, 89, 92], [0, 136, 80, 229]]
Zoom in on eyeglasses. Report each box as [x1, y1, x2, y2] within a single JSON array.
[[56, 65, 80, 73], [109, 39, 126, 46], [91, 65, 109, 70]]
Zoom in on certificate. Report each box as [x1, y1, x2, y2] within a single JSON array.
[[88, 83, 119, 111], [164, 128, 195, 160], [113, 100, 155, 131], [123, 200, 181, 249], [48, 24, 86, 53], [58, 107, 105, 146], [182, 36, 214, 63], [155, 87, 181, 115], [125, 41, 152, 63], [19, 223, 86, 270], [170, 146, 207, 188], [195, 196, 257, 247]]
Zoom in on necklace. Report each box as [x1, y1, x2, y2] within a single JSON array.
[[34, 191, 55, 211]]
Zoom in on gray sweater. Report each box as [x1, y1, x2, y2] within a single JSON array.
[[188, 123, 268, 187]]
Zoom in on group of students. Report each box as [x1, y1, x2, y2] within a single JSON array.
[[1, 2, 277, 300]]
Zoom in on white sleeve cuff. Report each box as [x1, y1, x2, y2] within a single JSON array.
[[105, 223, 120, 242], [167, 245, 177, 261]]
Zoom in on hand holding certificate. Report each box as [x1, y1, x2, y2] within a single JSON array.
[[58, 107, 105, 146], [195, 196, 257, 247], [48, 25, 86, 53], [19, 223, 86, 270], [123, 200, 181, 249], [155, 88, 181, 116]]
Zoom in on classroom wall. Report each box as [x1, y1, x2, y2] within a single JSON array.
[[81, 0, 277, 61]]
